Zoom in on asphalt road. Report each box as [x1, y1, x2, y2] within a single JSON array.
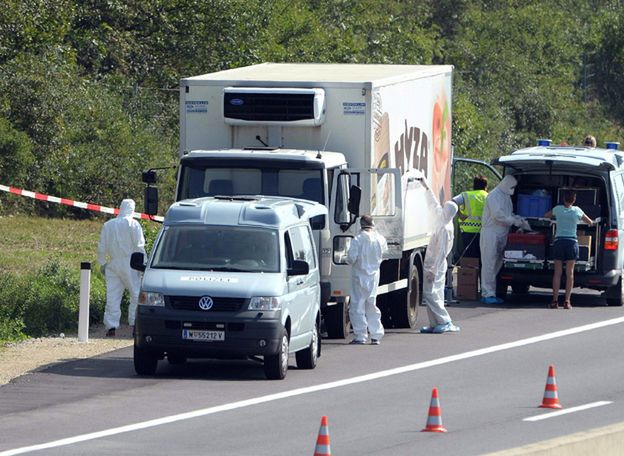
[[1, 288, 623, 455]]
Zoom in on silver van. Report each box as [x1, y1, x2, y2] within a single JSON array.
[[130, 196, 327, 379]]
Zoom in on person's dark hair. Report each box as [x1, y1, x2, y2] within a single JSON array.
[[563, 190, 576, 205], [473, 175, 488, 190], [360, 214, 374, 229]]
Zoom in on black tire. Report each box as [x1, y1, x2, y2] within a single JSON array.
[[134, 344, 158, 376], [606, 278, 624, 306], [391, 261, 420, 329], [296, 320, 320, 369], [511, 283, 530, 295], [167, 354, 187, 365], [265, 328, 289, 380], [324, 301, 350, 339]]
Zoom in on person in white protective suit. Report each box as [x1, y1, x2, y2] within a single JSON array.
[[420, 182, 461, 334], [479, 175, 529, 304], [345, 215, 388, 345], [97, 199, 146, 337]]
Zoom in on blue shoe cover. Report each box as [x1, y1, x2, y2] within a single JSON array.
[[433, 322, 461, 333], [420, 326, 434, 333], [482, 296, 502, 305]]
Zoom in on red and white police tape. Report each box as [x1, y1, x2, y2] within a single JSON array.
[[0, 184, 164, 222]]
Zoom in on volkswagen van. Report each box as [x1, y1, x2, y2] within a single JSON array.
[[130, 196, 326, 379], [494, 140, 624, 306]]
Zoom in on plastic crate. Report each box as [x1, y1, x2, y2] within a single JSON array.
[[517, 194, 552, 218]]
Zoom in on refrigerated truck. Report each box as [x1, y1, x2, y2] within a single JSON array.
[[145, 63, 454, 337]]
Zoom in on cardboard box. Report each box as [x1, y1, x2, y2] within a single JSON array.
[[577, 235, 592, 258], [456, 266, 479, 300], [459, 257, 479, 269], [456, 283, 478, 300]]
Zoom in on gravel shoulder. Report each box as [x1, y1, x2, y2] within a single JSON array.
[[0, 325, 134, 385]]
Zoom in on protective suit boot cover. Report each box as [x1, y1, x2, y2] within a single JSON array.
[[433, 322, 461, 333]]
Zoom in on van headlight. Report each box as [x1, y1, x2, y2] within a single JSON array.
[[248, 297, 281, 311], [139, 291, 165, 307]]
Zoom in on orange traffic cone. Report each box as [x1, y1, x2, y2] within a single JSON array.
[[421, 387, 448, 432], [313, 415, 331, 456], [540, 365, 563, 409]]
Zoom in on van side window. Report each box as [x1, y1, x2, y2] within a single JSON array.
[[287, 225, 316, 269]]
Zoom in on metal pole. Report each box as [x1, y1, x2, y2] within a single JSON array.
[[78, 262, 91, 342]]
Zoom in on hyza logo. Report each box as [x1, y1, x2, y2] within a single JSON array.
[[198, 296, 214, 311]]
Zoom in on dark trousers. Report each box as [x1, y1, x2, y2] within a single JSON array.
[[461, 232, 481, 260]]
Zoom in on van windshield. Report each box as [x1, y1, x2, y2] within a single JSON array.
[[151, 226, 280, 273], [178, 166, 323, 204]]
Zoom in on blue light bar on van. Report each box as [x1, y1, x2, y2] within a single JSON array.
[[606, 142, 620, 150], [537, 139, 552, 146]]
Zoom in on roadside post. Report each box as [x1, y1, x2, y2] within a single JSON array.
[[78, 262, 91, 342]]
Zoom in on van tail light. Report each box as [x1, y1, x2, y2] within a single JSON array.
[[605, 229, 619, 250]]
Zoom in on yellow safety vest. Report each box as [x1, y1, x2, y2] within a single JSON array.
[[458, 190, 487, 233]]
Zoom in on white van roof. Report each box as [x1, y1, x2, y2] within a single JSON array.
[[164, 196, 327, 228], [498, 146, 624, 171]]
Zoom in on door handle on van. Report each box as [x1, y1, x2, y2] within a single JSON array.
[[296, 279, 304, 285]]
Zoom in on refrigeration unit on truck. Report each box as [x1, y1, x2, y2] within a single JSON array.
[[144, 63, 455, 337]]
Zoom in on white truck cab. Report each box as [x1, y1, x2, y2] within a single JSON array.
[[130, 196, 327, 379]]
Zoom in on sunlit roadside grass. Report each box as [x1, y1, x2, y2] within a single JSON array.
[[0, 215, 105, 275]]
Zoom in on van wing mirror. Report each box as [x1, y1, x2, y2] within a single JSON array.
[[144, 186, 158, 215], [348, 185, 361, 216], [130, 252, 146, 272], [287, 259, 309, 276]]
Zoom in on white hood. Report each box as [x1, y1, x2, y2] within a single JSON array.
[[498, 175, 518, 196], [118, 199, 136, 218]]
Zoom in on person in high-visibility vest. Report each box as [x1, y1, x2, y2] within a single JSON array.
[[452, 176, 489, 259]]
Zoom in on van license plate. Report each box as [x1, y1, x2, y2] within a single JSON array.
[[182, 329, 225, 341]]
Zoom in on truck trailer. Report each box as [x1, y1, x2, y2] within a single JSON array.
[[146, 63, 454, 338]]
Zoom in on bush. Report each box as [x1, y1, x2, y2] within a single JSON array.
[[0, 260, 109, 342], [0, 273, 27, 342]]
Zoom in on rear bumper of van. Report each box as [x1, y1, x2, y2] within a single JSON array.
[[134, 305, 283, 358], [500, 268, 621, 290]]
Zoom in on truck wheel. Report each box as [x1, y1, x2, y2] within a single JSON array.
[[391, 261, 420, 328], [511, 283, 530, 295], [606, 278, 624, 306], [324, 301, 350, 339], [134, 345, 158, 376], [265, 329, 289, 380], [296, 320, 320, 369]]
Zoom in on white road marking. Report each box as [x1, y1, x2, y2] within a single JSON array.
[[2, 316, 624, 455], [523, 401, 613, 421]]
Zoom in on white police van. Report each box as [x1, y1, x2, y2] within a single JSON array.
[[130, 195, 327, 379], [493, 140, 624, 305]]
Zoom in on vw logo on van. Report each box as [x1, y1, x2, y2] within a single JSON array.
[[198, 296, 214, 311]]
